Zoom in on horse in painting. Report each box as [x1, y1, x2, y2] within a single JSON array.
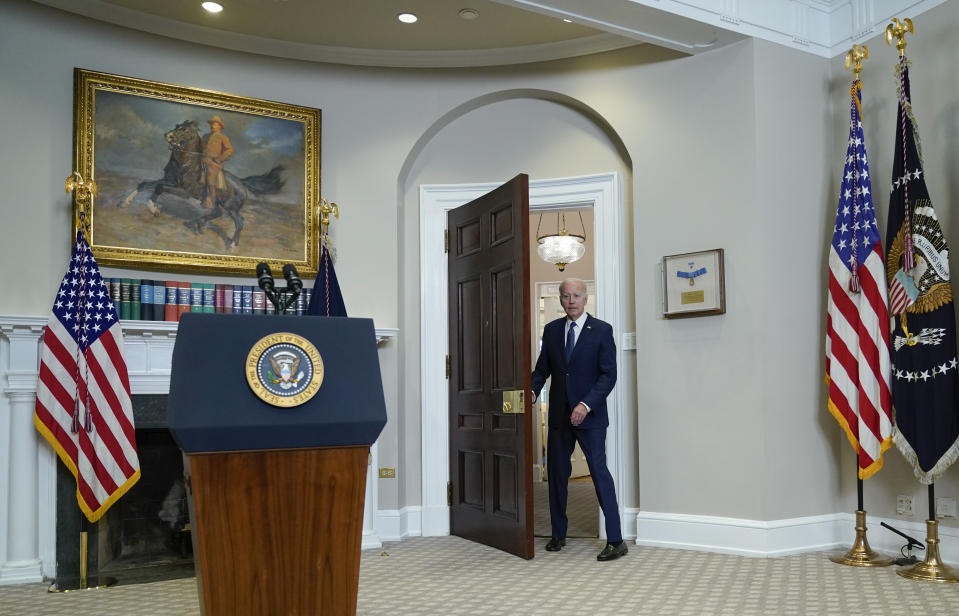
[[121, 120, 284, 249]]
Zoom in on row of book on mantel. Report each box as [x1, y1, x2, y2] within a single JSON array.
[[105, 279, 314, 321]]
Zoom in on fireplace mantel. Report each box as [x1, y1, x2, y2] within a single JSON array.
[[0, 315, 397, 583]]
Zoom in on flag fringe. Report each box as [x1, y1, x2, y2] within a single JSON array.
[[894, 57, 925, 169], [892, 426, 959, 486], [34, 413, 141, 523], [826, 389, 892, 480], [321, 234, 338, 263]]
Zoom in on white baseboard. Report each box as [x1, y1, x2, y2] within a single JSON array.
[[361, 531, 383, 551], [621, 507, 639, 541], [374, 506, 423, 544], [421, 505, 450, 537], [0, 560, 43, 585], [634, 510, 959, 564]]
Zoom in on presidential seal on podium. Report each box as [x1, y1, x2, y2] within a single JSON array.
[[246, 332, 324, 407]]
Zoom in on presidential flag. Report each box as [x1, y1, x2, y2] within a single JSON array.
[[307, 239, 347, 317], [826, 80, 893, 480], [884, 57, 959, 484], [34, 231, 140, 522]]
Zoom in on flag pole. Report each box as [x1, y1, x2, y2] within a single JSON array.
[[829, 461, 891, 567], [45, 172, 119, 593], [880, 16, 959, 584], [828, 45, 892, 568]]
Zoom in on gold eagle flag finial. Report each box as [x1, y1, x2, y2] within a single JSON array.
[[844, 44, 869, 82], [317, 197, 339, 237], [65, 171, 98, 228], [885, 17, 914, 57]]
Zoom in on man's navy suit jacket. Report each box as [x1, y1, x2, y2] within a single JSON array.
[[531, 314, 617, 429]]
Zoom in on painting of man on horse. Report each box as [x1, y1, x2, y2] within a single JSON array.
[[119, 116, 285, 250], [90, 89, 308, 262]]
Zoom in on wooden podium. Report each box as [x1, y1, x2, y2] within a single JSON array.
[[168, 313, 387, 616]]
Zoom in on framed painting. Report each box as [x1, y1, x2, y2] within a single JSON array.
[[662, 248, 726, 318], [72, 69, 321, 275]]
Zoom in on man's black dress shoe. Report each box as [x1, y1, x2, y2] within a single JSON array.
[[597, 541, 628, 561], [545, 537, 566, 552]]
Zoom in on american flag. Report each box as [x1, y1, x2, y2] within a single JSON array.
[[825, 81, 892, 480], [34, 231, 140, 522]]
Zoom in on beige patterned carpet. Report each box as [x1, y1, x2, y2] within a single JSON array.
[[533, 478, 599, 538], [3, 536, 959, 615]]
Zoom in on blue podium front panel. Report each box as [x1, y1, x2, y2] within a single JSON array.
[[168, 313, 387, 453]]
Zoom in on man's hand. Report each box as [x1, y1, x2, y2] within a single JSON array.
[[570, 403, 588, 427]]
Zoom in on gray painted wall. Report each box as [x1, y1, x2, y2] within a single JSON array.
[[2, 0, 958, 529]]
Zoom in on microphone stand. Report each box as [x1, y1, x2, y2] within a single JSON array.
[[257, 263, 302, 314]]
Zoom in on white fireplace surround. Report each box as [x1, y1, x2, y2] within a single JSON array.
[[0, 315, 397, 583]]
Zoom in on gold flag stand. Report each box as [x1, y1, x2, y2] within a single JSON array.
[[48, 528, 118, 592], [897, 485, 959, 583], [830, 510, 893, 567], [48, 172, 117, 593], [897, 518, 959, 583]]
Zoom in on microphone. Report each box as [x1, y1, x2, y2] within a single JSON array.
[[881, 522, 924, 550], [256, 262, 275, 293], [282, 264, 303, 293]]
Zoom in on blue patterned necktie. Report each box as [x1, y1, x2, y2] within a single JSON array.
[[565, 322, 576, 363]]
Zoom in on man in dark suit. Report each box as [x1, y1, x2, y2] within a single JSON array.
[[531, 278, 626, 561]]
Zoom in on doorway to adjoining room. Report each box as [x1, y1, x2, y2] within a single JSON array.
[[530, 209, 599, 540]]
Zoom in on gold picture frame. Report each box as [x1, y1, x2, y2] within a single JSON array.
[[72, 69, 321, 276], [662, 248, 726, 318]]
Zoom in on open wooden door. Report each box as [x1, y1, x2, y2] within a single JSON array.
[[447, 174, 533, 559]]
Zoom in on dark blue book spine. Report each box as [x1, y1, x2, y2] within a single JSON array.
[[140, 279, 153, 320], [242, 285, 253, 314], [295, 289, 305, 315], [232, 285, 242, 313], [152, 281, 165, 319]]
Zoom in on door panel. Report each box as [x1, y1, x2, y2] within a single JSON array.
[[448, 174, 532, 559], [457, 277, 482, 392]]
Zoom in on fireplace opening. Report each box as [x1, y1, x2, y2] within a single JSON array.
[[55, 395, 195, 585]]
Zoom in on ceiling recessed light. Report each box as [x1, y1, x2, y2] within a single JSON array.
[[563, 18, 572, 23], [459, 8, 479, 20], [398, 13, 418, 24], [201, 2, 223, 13]]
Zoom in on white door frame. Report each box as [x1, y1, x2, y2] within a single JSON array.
[[419, 172, 626, 537]]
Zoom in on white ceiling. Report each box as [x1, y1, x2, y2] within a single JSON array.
[[32, 0, 947, 67]]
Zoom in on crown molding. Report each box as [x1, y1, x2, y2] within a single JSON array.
[[31, 0, 951, 64], [31, 0, 640, 68], [494, 0, 950, 58]]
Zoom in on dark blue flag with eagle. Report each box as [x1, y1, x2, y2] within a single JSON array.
[[307, 239, 347, 317], [883, 56, 959, 484]]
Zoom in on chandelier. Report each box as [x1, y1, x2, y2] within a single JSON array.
[[536, 211, 586, 271]]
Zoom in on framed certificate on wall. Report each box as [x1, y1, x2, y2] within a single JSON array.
[[662, 248, 726, 318]]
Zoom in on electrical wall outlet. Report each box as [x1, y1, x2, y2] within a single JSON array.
[[936, 497, 957, 518], [897, 494, 914, 515], [378, 467, 396, 479]]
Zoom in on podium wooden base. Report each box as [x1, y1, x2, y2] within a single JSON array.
[[187, 446, 369, 616]]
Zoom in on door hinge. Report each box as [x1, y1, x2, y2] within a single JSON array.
[[444, 229, 449, 253], [445, 354, 451, 379], [447, 481, 452, 506]]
